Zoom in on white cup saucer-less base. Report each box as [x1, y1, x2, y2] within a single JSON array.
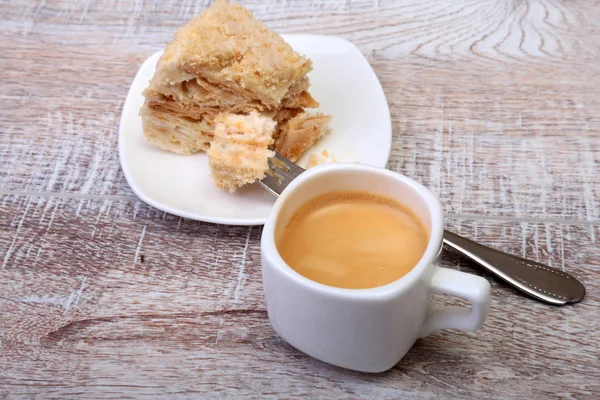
[[118, 34, 392, 226]]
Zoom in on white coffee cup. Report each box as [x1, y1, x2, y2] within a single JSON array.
[[260, 163, 491, 373]]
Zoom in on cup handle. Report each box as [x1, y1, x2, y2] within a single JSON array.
[[418, 267, 491, 338]]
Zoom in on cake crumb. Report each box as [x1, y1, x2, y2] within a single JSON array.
[[307, 149, 337, 168]]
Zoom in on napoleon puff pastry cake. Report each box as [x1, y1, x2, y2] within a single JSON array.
[[140, 0, 331, 191]]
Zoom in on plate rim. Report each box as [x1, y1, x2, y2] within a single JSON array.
[[118, 34, 392, 226]]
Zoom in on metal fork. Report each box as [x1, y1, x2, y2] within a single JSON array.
[[260, 152, 306, 196], [259, 153, 586, 305]]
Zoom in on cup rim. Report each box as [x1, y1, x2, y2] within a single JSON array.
[[261, 162, 444, 301]]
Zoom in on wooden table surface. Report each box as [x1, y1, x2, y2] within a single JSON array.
[[2, 0, 599, 398]]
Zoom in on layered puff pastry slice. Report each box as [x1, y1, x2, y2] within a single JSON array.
[[140, 0, 331, 190]]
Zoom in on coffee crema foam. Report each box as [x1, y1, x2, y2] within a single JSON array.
[[277, 191, 429, 289]]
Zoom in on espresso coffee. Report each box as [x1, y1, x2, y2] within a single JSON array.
[[277, 191, 429, 289]]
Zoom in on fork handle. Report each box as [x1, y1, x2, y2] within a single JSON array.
[[443, 230, 585, 305]]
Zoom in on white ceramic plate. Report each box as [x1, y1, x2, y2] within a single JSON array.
[[119, 34, 392, 225]]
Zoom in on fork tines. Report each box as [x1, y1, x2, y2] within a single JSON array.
[[260, 152, 306, 196]]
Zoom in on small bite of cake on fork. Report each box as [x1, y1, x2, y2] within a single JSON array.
[[208, 111, 276, 192]]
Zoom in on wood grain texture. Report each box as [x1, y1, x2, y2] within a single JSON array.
[[1, 196, 599, 398], [1, 0, 599, 398]]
